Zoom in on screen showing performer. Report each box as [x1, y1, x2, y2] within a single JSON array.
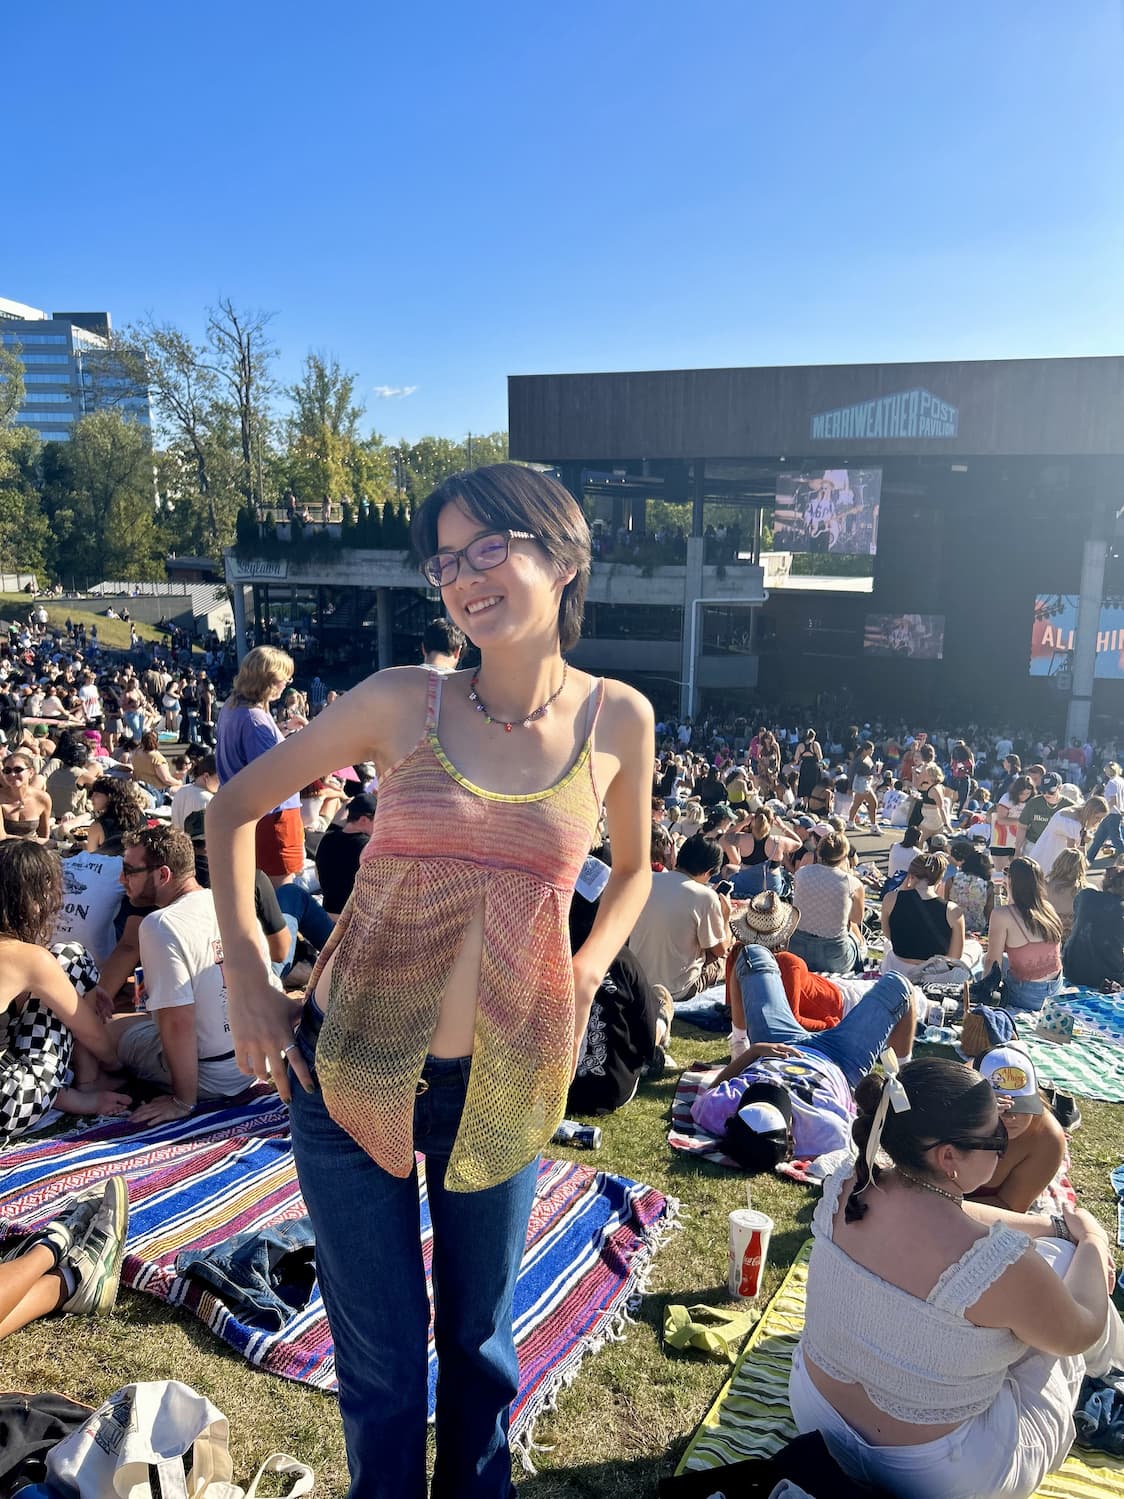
[[773, 469, 882, 556]]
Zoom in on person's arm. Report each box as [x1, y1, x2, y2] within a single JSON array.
[[254, 871, 291, 965], [84, 820, 105, 853], [34, 794, 50, 841], [92, 914, 143, 1016], [131, 1007, 198, 1125], [16, 945, 117, 1066], [569, 685, 655, 1073], [708, 1039, 802, 1087], [945, 904, 966, 961], [982, 907, 1007, 973], [206, 671, 405, 1099], [848, 880, 865, 934], [973, 1209, 1112, 1355], [976, 1131, 1066, 1215]]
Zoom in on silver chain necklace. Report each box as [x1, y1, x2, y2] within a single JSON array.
[[896, 1168, 963, 1205]]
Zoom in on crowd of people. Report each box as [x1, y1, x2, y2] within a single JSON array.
[[2, 466, 1123, 1498]]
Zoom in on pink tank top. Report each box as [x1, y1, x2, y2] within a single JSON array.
[[306, 669, 604, 1192]]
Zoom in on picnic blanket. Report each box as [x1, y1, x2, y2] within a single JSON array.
[[673, 984, 730, 1033], [1053, 988, 1124, 1050], [677, 1240, 1124, 1498], [0, 1094, 678, 1464], [1020, 1032, 1124, 1103], [670, 1066, 740, 1169]]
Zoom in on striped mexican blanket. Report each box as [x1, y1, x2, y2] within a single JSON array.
[[0, 1093, 677, 1458]]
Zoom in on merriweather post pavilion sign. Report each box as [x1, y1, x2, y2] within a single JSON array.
[[810, 388, 959, 441]]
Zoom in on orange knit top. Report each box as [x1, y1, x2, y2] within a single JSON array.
[[304, 669, 604, 1192]]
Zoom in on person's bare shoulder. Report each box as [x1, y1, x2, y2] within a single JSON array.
[[594, 678, 654, 743]]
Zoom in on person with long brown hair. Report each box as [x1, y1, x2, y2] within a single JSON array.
[[206, 464, 652, 1498], [1031, 796, 1109, 879], [0, 753, 50, 840], [981, 855, 1064, 1012]]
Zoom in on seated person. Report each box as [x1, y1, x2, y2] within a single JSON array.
[[1062, 862, 1124, 991], [0, 753, 52, 839], [1045, 848, 1086, 940], [82, 776, 146, 855], [691, 944, 915, 1169], [0, 843, 127, 1144], [567, 854, 670, 1115], [881, 852, 983, 979], [628, 833, 731, 1001], [725, 892, 873, 1057], [969, 1046, 1067, 1213], [788, 832, 865, 974], [170, 753, 219, 832], [944, 841, 995, 937], [790, 1055, 1122, 1499], [729, 808, 801, 898], [107, 827, 284, 1125], [130, 730, 182, 799], [979, 855, 1064, 1012], [314, 792, 376, 918]]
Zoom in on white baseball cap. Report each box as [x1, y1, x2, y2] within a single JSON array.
[[978, 1046, 1043, 1115]]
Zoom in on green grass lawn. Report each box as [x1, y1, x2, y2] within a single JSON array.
[[3, 1028, 1121, 1497], [0, 594, 170, 653]]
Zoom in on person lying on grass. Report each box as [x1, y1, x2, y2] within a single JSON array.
[[691, 942, 916, 1172]]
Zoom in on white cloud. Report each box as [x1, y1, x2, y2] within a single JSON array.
[[372, 384, 418, 399]]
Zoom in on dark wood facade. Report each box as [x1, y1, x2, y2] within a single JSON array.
[[509, 356, 1124, 464]]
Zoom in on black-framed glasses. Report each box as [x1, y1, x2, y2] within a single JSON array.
[[421, 530, 535, 588], [939, 1127, 1009, 1157], [122, 862, 157, 880]]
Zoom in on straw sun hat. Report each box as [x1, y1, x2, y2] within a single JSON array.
[[730, 891, 800, 951]]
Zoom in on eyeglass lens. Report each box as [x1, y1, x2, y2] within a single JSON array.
[[425, 532, 511, 586]]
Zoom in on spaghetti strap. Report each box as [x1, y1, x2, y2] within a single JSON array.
[[424, 669, 443, 733], [586, 678, 605, 807]]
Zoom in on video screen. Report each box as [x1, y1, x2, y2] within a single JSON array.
[[1030, 595, 1124, 679], [773, 468, 881, 556], [864, 613, 945, 660]]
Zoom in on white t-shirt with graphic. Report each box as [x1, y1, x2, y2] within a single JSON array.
[[139, 888, 279, 1061], [52, 850, 124, 965]]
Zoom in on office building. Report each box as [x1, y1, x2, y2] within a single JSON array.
[[0, 295, 151, 442]]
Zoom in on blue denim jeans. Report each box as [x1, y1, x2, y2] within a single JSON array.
[[735, 945, 913, 1088], [288, 998, 538, 1499], [730, 864, 782, 899], [787, 927, 860, 975], [175, 1217, 315, 1329], [274, 883, 335, 975], [1002, 970, 1063, 1013], [1089, 812, 1122, 861]]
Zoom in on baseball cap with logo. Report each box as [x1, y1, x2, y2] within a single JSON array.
[[978, 1046, 1044, 1115], [1039, 773, 1062, 794]]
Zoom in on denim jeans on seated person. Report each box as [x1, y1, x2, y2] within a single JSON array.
[[273, 884, 335, 977], [287, 996, 538, 1499], [175, 1217, 315, 1329], [787, 927, 860, 976], [735, 944, 912, 1089], [1002, 970, 1063, 1013], [730, 864, 783, 900]]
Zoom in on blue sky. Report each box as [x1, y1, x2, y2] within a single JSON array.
[[7, 1, 1123, 442]]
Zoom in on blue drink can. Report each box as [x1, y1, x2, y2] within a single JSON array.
[[552, 1119, 602, 1150]]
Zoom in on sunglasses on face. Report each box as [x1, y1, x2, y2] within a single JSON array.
[[3, 767, 27, 776], [421, 530, 535, 589], [939, 1126, 1009, 1158]]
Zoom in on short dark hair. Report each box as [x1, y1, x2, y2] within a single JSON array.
[[676, 833, 723, 878], [411, 464, 592, 652], [124, 825, 195, 881], [421, 617, 465, 659]]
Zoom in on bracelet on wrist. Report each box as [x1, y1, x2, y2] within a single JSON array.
[[1049, 1214, 1076, 1244], [171, 1096, 195, 1114]]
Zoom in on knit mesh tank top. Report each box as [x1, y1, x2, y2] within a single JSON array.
[[305, 669, 604, 1193]]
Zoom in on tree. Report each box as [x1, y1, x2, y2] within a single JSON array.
[[397, 432, 508, 502], [0, 343, 26, 426], [47, 411, 165, 581], [118, 320, 242, 555], [283, 353, 365, 505], [207, 299, 277, 507], [0, 427, 51, 576]]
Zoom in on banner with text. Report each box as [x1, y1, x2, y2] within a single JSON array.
[[1030, 596, 1124, 679]]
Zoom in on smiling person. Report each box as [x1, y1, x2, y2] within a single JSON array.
[[0, 753, 51, 840], [205, 464, 653, 1499]]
